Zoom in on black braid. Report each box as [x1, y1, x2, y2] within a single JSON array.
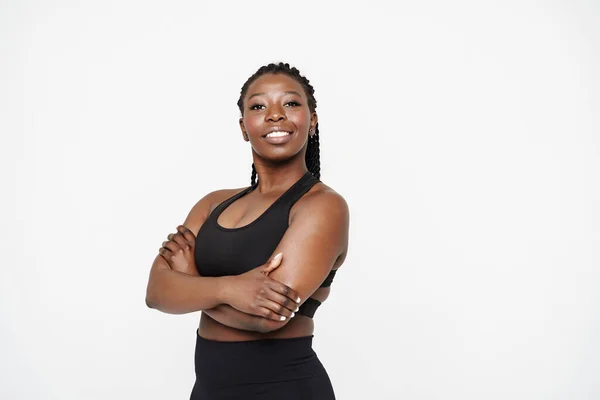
[[237, 62, 321, 186]]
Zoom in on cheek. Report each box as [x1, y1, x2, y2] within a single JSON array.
[[288, 109, 311, 128], [243, 115, 263, 134]]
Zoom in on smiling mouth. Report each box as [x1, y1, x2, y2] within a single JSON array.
[[264, 131, 293, 138]]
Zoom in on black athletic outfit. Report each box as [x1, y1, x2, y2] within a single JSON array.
[[190, 170, 337, 399]]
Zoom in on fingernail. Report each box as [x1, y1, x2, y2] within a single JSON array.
[[274, 253, 282, 260], [280, 316, 286, 321], [291, 312, 295, 318], [295, 307, 299, 312], [296, 297, 301, 303]]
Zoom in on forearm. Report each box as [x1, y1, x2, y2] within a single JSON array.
[[146, 267, 227, 315], [204, 304, 287, 333], [204, 304, 266, 332]]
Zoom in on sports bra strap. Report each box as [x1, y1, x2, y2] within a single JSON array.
[[278, 171, 320, 212], [296, 297, 322, 318], [320, 269, 337, 287]]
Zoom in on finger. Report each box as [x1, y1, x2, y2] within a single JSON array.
[[168, 233, 189, 250], [262, 253, 283, 275], [257, 301, 295, 321], [265, 291, 300, 313], [158, 248, 173, 263], [158, 252, 173, 267], [159, 246, 173, 255], [177, 225, 196, 244], [266, 279, 301, 305], [162, 240, 183, 254]]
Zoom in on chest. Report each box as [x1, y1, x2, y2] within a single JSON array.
[[194, 211, 289, 277]]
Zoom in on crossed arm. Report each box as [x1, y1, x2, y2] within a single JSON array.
[[150, 189, 349, 333], [203, 190, 348, 332]]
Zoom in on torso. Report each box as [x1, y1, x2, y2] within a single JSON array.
[[193, 179, 346, 341]]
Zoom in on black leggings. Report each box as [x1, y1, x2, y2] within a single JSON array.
[[190, 330, 336, 399]]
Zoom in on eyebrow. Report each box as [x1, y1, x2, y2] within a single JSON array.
[[247, 91, 302, 101]]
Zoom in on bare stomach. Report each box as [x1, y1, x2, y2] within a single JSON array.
[[197, 287, 330, 341]]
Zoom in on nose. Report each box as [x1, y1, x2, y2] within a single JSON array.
[[265, 104, 286, 122]]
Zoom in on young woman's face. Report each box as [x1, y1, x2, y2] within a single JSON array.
[[239, 73, 317, 161]]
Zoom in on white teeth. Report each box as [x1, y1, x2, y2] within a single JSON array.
[[266, 131, 291, 138]]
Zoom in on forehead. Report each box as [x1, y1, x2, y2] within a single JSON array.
[[246, 73, 306, 99]]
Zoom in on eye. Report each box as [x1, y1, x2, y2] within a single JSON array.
[[285, 101, 301, 107], [249, 104, 265, 110]]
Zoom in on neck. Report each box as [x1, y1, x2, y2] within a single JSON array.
[[252, 161, 309, 194]]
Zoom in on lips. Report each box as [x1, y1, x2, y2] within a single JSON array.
[[262, 127, 294, 138], [263, 130, 294, 144]]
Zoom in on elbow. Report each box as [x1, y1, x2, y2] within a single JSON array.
[[145, 291, 158, 309], [145, 294, 156, 309], [145, 282, 163, 310], [145, 269, 169, 311], [145, 292, 174, 314], [145, 286, 187, 315]]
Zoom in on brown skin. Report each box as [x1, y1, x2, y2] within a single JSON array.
[[159, 228, 298, 320], [155, 73, 349, 341]]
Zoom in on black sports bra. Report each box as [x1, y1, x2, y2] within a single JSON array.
[[194, 171, 336, 318]]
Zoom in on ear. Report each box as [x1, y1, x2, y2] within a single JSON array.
[[239, 117, 249, 141], [310, 112, 318, 136]]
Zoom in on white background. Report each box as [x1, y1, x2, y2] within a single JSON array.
[[2, 1, 599, 399]]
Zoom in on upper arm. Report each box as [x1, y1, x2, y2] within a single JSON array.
[[265, 190, 349, 321], [182, 192, 215, 236]]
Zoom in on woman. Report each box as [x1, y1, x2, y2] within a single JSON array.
[[145, 62, 350, 399]]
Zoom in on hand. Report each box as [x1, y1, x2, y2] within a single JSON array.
[[222, 253, 301, 321], [158, 225, 198, 276]]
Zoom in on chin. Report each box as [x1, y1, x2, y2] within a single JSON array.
[[258, 145, 305, 162]]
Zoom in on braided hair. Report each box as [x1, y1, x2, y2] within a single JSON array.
[[237, 62, 321, 186]]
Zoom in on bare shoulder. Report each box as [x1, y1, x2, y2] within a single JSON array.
[[183, 186, 249, 236], [292, 181, 349, 221], [290, 181, 350, 258]]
